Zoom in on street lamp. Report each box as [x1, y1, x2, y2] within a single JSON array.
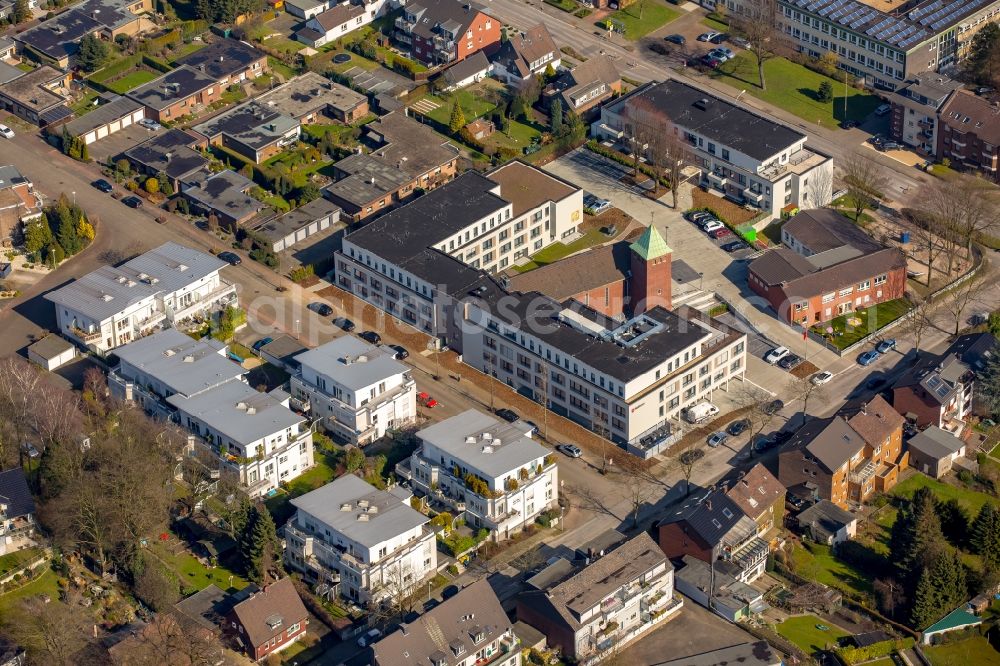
[[72, 191, 76, 205]]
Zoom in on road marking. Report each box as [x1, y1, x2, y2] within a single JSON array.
[[743, 378, 777, 397]]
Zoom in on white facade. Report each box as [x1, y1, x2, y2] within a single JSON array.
[[298, 0, 390, 47], [286, 0, 330, 19], [398, 410, 559, 539], [45, 242, 237, 354], [291, 336, 417, 445], [284, 475, 436, 603]]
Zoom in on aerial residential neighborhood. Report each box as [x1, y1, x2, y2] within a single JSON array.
[[0, 0, 999, 663]]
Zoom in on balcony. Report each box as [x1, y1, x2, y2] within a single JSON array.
[[71, 326, 103, 344], [394, 16, 415, 32], [707, 171, 728, 188], [918, 118, 934, 130], [727, 536, 769, 577], [743, 188, 764, 204], [134, 311, 167, 332], [849, 458, 877, 485], [170, 280, 238, 323]]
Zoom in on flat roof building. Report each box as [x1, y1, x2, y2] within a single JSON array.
[[174, 38, 267, 86], [127, 65, 221, 122], [257, 71, 369, 123], [192, 100, 300, 163]]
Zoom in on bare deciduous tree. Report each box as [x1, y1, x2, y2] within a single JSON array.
[[676, 448, 705, 496], [842, 152, 889, 223], [900, 292, 936, 360], [939, 273, 987, 336], [649, 119, 691, 209], [2, 596, 94, 665], [808, 165, 834, 208], [731, 0, 783, 90], [735, 384, 778, 457], [617, 458, 655, 527], [368, 564, 424, 625], [622, 98, 661, 184], [787, 375, 827, 427]]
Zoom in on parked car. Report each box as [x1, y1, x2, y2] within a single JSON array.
[[682, 401, 719, 424], [752, 434, 777, 451], [875, 103, 891, 116], [975, 86, 996, 96], [703, 220, 725, 233], [721, 240, 748, 253], [701, 55, 723, 69], [763, 399, 785, 415], [418, 392, 438, 408], [442, 585, 460, 600], [666, 34, 686, 45], [388, 344, 408, 359], [731, 36, 751, 48], [0, 124, 14, 139], [811, 370, 834, 385], [92, 178, 114, 193], [359, 330, 382, 345], [875, 338, 897, 354], [840, 119, 858, 129], [709, 33, 729, 44], [496, 408, 519, 423], [866, 375, 887, 390], [878, 141, 903, 151], [727, 419, 751, 436], [252, 337, 273, 352], [709, 227, 733, 239], [138, 118, 162, 131], [778, 354, 803, 370], [764, 346, 789, 364], [707, 431, 728, 448], [697, 31, 721, 42], [307, 302, 333, 316], [688, 211, 715, 223], [357, 629, 382, 647], [709, 47, 735, 60], [558, 444, 583, 458], [122, 195, 143, 208], [583, 193, 612, 215], [857, 350, 881, 366], [332, 317, 355, 332], [217, 251, 241, 265]]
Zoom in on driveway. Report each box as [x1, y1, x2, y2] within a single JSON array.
[[87, 122, 164, 164]]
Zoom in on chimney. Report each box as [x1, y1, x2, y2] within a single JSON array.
[[705, 499, 712, 511], [861, 402, 867, 415]]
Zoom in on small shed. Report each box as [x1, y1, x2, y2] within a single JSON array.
[[465, 118, 495, 141], [27, 334, 77, 371]]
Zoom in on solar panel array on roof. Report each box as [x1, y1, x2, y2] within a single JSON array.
[[787, 0, 962, 49]]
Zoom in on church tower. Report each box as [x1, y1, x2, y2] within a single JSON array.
[[629, 225, 672, 315]]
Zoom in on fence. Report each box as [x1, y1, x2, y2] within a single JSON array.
[[0, 550, 50, 587], [807, 245, 985, 357]]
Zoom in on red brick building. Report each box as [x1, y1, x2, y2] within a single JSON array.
[[505, 225, 672, 319], [394, 0, 500, 67], [228, 578, 308, 661], [936, 89, 1000, 183], [747, 209, 907, 327]]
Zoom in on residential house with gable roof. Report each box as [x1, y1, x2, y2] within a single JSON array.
[[283, 474, 436, 603], [0, 468, 35, 556], [748, 208, 907, 326], [908, 426, 968, 479], [656, 487, 769, 583], [545, 55, 620, 116], [725, 463, 785, 542], [516, 532, 681, 663], [490, 24, 560, 85], [371, 579, 520, 666], [228, 578, 309, 661], [0, 165, 43, 242], [779, 394, 906, 507], [295, 0, 390, 48]]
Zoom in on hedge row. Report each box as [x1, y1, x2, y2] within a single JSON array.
[[585, 140, 671, 187], [835, 638, 915, 665]]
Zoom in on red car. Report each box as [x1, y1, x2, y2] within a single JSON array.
[[701, 56, 723, 69], [417, 392, 438, 408], [710, 227, 733, 239]]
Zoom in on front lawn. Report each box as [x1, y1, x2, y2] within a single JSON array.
[[267, 56, 298, 80], [810, 298, 912, 350], [513, 229, 609, 272], [482, 119, 544, 153], [711, 54, 881, 126], [602, 1, 681, 40], [0, 568, 59, 615], [263, 35, 306, 54], [701, 16, 729, 32], [924, 636, 1000, 666], [148, 540, 249, 594], [545, 0, 577, 11], [0, 547, 44, 577], [417, 88, 497, 126], [105, 70, 159, 94]]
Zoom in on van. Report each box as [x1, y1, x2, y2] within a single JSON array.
[[682, 402, 719, 424]]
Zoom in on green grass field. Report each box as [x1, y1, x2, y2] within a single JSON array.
[[711, 55, 881, 126], [892, 474, 995, 517], [777, 615, 849, 655], [482, 119, 544, 153], [513, 229, 608, 272], [149, 540, 249, 594], [418, 89, 497, 126], [263, 35, 306, 54], [545, 0, 577, 10], [0, 569, 60, 615], [0, 548, 44, 577], [792, 542, 874, 594], [602, 1, 681, 40], [701, 16, 729, 32], [811, 298, 912, 349], [267, 56, 298, 80], [924, 636, 1000, 666], [105, 70, 159, 94]]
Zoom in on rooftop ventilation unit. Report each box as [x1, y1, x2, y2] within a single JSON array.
[[481, 445, 493, 454], [357, 513, 369, 522], [164, 349, 176, 357], [183, 355, 195, 363], [340, 503, 352, 511], [465, 436, 476, 444]]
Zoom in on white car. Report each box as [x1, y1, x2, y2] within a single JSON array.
[[811, 370, 834, 385], [0, 124, 13, 139], [703, 220, 724, 233], [558, 444, 583, 458], [710, 47, 735, 61], [357, 628, 382, 647], [764, 346, 789, 364]]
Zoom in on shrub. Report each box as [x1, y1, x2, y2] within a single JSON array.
[[144, 177, 159, 194], [288, 264, 315, 283], [708, 303, 729, 317], [817, 80, 834, 103]]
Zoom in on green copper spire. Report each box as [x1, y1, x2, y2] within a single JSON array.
[[630, 225, 671, 260]]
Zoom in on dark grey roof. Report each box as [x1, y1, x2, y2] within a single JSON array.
[[128, 66, 218, 111], [258, 335, 308, 369], [658, 488, 750, 546], [398, 0, 487, 42], [443, 50, 491, 85], [63, 95, 142, 137], [0, 165, 29, 189], [908, 426, 965, 460], [610, 80, 805, 162], [891, 74, 962, 110], [15, 11, 101, 60], [248, 197, 341, 244], [0, 61, 24, 86], [747, 248, 815, 285], [27, 333, 74, 360], [174, 38, 265, 80], [787, 417, 865, 473], [192, 101, 299, 151], [948, 332, 998, 373], [525, 557, 576, 590], [122, 128, 208, 181], [576, 528, 627, 559], [0, 467, 34, 519], [652, 641, 781, 666], [797, 499, 856, 532], [183, 169, 262, 220], [174, 584, 231, 632], [782, 209, 883, 254], [344, 170, 507, 263]]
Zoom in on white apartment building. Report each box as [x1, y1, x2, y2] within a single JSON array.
[[108, 328, 314, 498], [334, 162, 583, 336], [284, 474, 436, 603], [592, 80, 833, 222], [397, 409, 558, 539], [291, 336, 416, 445], [45, 241, 237, 354], [168, 380, 314, 498], [517, 533, 682, 665], [460, 296, 748, 458]]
